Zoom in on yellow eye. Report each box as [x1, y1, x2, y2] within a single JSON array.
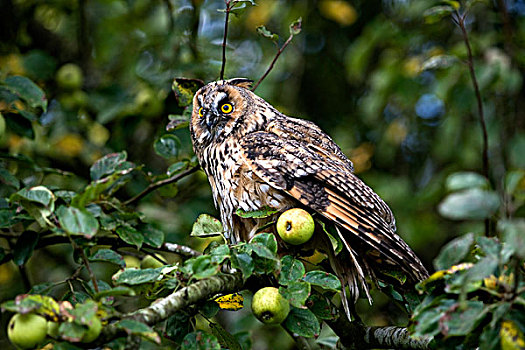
[[220, 103, 233, 114], [198, 107, 204, 117]]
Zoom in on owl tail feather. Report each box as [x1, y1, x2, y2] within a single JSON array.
[[323, 227, 372, 321]]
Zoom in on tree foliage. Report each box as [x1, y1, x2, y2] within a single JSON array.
[[0, 0, 525, 349]]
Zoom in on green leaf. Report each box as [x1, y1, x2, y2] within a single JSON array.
[[283, 307, 320, 338], [433, 233, 474, 270], [0, 166, 20, 189], [58, 321, 86, 342], [499, 219, 525, 259], [0, 208, 22, 228], [209, 322, 242, 350], [93, 286, 135, 299], [440, 301, 487, 336], [236, 207, 279, 219], [166, 114, 190, 131], [250, 243, 278, 261], [57, 206, 99, 238], [116, 319, 160, 343], [476, 236, 501, 258], [154, 134, 181, 159], [167, 161, 189, 176], [465, 256, 498, 282], [302, 271, 341, 291], [280, 281, 311, 308], [412, 298, 456, 337], [89, 249, 125, 267], [256, 25, 279, 41], [11, 185, 54, 206], [12, 231, 39, 266], [181, 331, 221, 350], [289, 17, 302, 36], [250, 232, 277, 254], [446, 172, 490, 191], [317, 219, 343, 254], [210, 244, 230, 264], [231, 252, 254, 279], [116, 225, 144, 249], [3, 76, 47, 111], [279, 255, 306, 285], [3, 112, 34, 139], [191, 214, 224, 237], [201, 300, 220, 317], [165, 312, 192, 343], [438, 188, 500, 220], [423, 5, 455, 24], [113, 267, 163, 285], [183, 255, 220, 279], [140, 224, 165, 248], [307, 294, 334, 320], [90, 151, 127, 180], [172, 78, 204, 107]]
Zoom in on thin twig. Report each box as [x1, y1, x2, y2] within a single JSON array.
[[0, 235, 201, 266], [252, 33, 294, 92], [67, 233, 99, 293], [124, 165, 200, 206], [454, 11, 490, 236], [219, 0, 232, 80]]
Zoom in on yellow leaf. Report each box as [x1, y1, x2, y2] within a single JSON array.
[[501, 320, 525, 350], [319, 0, 357, 26], [214, 293, 244, 311]]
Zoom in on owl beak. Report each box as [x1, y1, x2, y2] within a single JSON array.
[[205, 112, 217, 129]]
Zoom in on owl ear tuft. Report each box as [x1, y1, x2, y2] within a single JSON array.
[[226, 78, 254, 89]]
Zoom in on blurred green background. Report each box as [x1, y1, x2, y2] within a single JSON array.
[[1, 0, 524, 348]]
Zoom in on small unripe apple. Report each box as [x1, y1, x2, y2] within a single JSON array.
[[56, 63, 83, 90], [47, 321, 60, 338], [276, 208, 315, 245], [123, 255, 141, 269], [7, 313, 48, 349], [81, 317, 102, 343], [140, 254, 165, 269], [251, 287, 290, 324]]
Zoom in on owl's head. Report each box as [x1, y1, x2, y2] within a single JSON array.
[[190, 78, 261, 145]]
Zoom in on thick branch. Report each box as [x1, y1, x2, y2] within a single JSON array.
[[327, 312, 431, 350], [99, 273, 244, 341], [94, 269, 430, 349]]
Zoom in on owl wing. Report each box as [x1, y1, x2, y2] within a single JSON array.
[[239, 131, 428, 282]]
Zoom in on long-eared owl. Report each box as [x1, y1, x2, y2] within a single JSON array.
[[189, 78, 428, 315]]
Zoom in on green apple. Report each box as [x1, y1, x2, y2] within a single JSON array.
[[123, 255, 141, 269], [7, 313, 48, 349], [56, 63, 83, 90], [276, 208, 315, 245], [140, 254, 165, 269], [82, 317, 102, 343], [47, 321, 60, 338], [251, 287, 290, 324]]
